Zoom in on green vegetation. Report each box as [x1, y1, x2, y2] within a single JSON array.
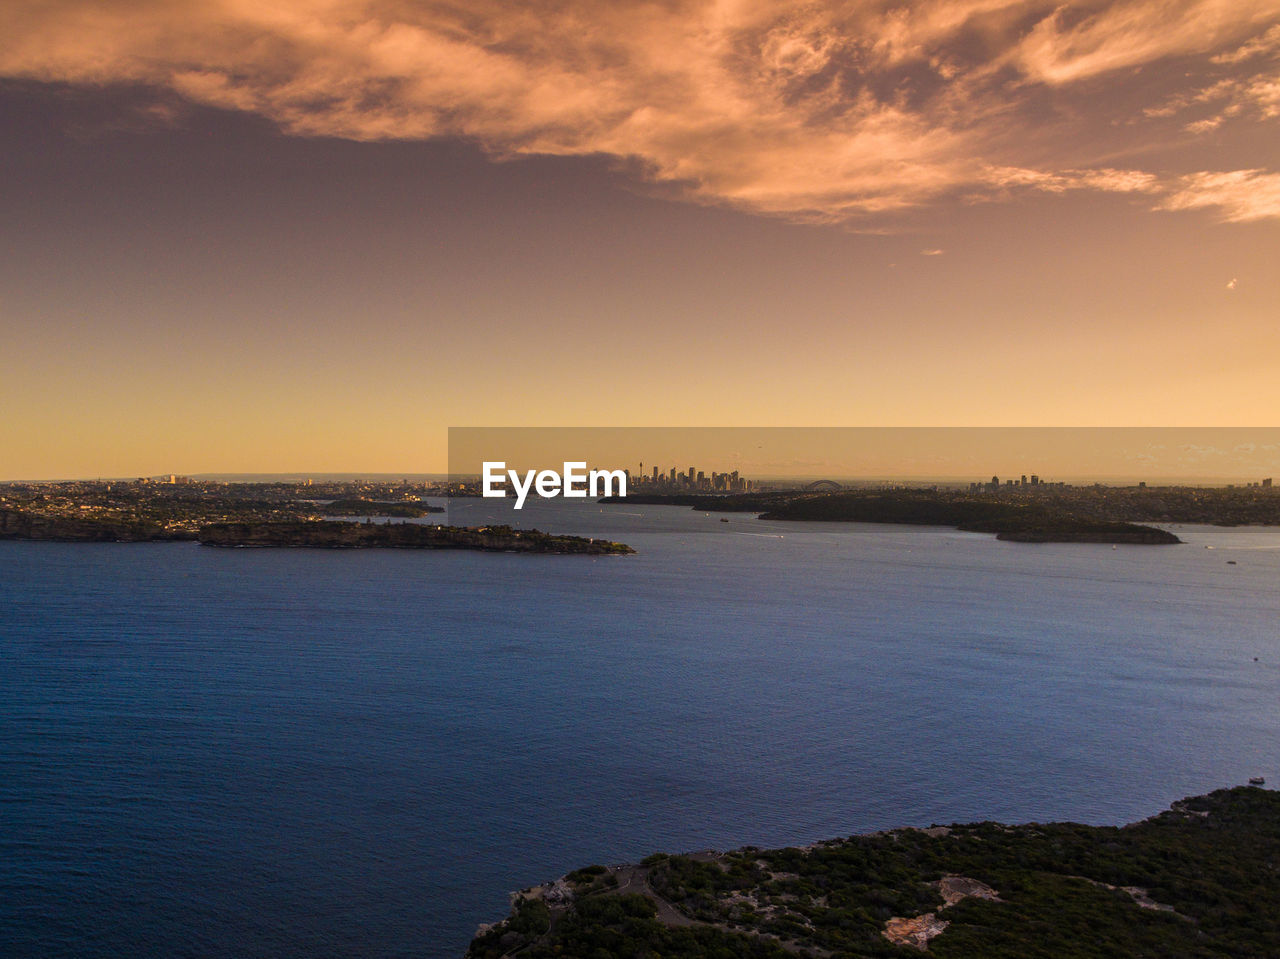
[[468, 894, 795, 959], [566, 864, 611, 885], [469, 787, 1280, 958]]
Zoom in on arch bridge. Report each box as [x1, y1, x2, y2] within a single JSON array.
[[803, 479, 844, 492]]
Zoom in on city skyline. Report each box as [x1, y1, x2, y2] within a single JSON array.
[[2, 2, 1279, 479]]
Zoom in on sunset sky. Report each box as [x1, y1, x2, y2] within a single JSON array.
[[2, 1, 1278, 478]]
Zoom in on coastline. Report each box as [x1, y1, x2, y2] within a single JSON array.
[[0, 510, 634, 554], [197, 521, 635, 554], [468, 785, 1278, 958]]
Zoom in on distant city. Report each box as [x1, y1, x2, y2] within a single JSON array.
[[970, 474, 1274, 492], [629, 464, 753, 493]]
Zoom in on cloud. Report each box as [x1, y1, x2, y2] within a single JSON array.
[[1150, 69, 1280, 132], [920, 248, 945, 255], [2, 0, 1279, 223], [985, 166, 1163, 195], [1009, 0, 1278, 85], [1212, 23, 1280, 64], [1185, 116, 1225, 134], [1158, 170, 1280, 222]]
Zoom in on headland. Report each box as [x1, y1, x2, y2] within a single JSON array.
[[469, 784, 1279, 958], [199, 521, 632, 554], [604, 488, 1189, 544]]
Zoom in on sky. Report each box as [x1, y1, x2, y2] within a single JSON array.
[[1, 0, 1278, 478]]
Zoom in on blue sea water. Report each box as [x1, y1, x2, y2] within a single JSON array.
[[2, 500, 1279, 958]]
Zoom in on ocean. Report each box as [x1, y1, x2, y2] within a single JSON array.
[[2, 499, 1278, 957]]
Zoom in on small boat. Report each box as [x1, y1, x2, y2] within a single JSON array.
[[1249, 776, 1266, 786], [720, 518, 729, 523]]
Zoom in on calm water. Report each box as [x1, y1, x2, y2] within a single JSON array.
[[2, 500, 1279, 957]]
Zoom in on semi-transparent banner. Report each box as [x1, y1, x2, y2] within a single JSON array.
[[449, 427, 1280, 488], [441, 426, 1280, 526]]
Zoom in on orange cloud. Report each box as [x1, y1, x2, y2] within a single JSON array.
[[1009, 0, 1277, 84], [1159, 170, 1280, 222], [2, 0, 1278, 223]]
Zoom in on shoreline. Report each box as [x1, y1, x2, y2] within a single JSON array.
[[468, 784, 1277, 958]]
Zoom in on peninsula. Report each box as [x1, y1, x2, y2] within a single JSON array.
[[468, 785, 1279, 958], [758, 493, 1181, 544], [198, 521, 632, 554], [603, 489, 1182, 544]]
